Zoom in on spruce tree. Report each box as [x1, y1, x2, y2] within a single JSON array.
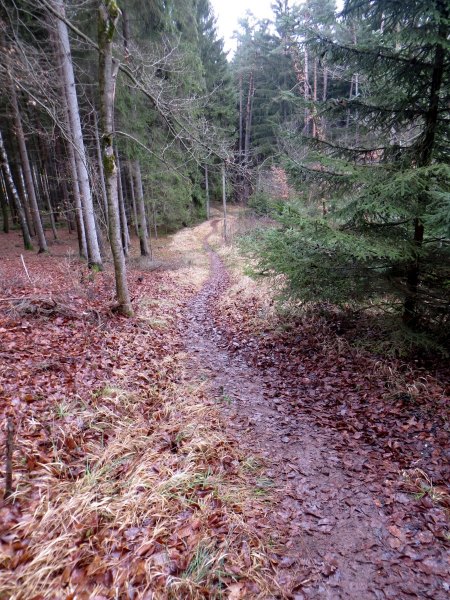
[[251, 0, 450, 343]]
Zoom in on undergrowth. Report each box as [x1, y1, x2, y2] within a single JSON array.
[[0, 378, 279, 599]]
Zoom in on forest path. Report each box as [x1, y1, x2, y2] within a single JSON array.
[[182, 230, 383, 599]]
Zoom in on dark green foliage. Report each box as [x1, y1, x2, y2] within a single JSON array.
[[114, 0, 233, 226], [245, 0, 450, 345]]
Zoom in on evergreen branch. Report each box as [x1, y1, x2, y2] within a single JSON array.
[[288, 158, 351, 178], [305, 136, 388, 155], [313, 32, 435, 69]]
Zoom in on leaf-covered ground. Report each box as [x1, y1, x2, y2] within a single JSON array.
[[0, 227, 282, 599], [0, 218, 449, 599]]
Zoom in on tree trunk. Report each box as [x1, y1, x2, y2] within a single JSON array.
[[304, 47, 310, 135], [53, 0, 102, 268], [93, 110, 109, 227], [244, 72, 254, 167], [116, 152, 129, 254], [132, 159, 150, 256], [205, 164, 210, 220], [0, 130, 33, 249], [312, 58, 318, 138], [64, 136, 87, 257], [127, 159, 139, 237], [222, 163, 227, 242], [152, 199, 158, 239], [238, 73, 243, 165], [9, 78, 48, 253], [243, 72, 255, 203], [0, 171, 10, 233], [98, 0, 132, 316], [403, 13, 447, 327], [322, 64, 328, 101], [37, 165, 58, 240], [51, 23, 87, 258]]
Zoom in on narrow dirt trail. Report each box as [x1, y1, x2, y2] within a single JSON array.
[[184, 222, 448, 600], [183, 240, 388, 599]]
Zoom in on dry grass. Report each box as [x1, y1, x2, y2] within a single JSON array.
[[1, 381, 277, 598], [0, 221, 281, 600], [401, 468, 450, 510]]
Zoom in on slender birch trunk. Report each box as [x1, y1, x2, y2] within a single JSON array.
[[0, 130, 33, 249], [98, 0, 132, 316], [53, 0, 102, 268]]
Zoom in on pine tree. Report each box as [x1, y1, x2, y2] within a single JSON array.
[[251, 0, 450, 342]]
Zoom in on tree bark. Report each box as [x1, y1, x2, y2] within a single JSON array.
[[93, 110, 109, 227], [403, 11, 448, 327], [0, 130, 33, 249], [51, 23, 87, 257], [53, 0, 102, 268], [222, 163, 227, 242], [11, 159, 34, 236], [205, 163, 210, 220], [304, 46, 310, 135], [132, 159, 150, 256], [312, 58, 318, 138], [35, 164, 58, 240], [244, 71, 254, 167], [238, 73, 243, 165], [322, 64, 328, 101], [9, 77, 48, 253], [127, 159, 139, 237], [116, 152, 129, 254], [0, 171, 10, 233], [98, 0, 132, 316], [64, 136, 87, 257]]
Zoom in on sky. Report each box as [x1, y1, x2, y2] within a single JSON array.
[[210, 0, 344, 56], [210, 0, 275, 55]]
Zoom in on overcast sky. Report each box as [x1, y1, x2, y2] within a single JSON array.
[[210, 0, 343, 56], [210, 0, 275, 55]]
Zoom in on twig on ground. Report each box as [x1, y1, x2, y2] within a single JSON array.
[[20, 254, 33, 284], [4, 416, 15, 500]]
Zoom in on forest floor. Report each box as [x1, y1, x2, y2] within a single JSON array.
[[0, 212, 449, 599]]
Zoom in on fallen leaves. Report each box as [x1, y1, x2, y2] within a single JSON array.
[[0, 231, 280, 599]]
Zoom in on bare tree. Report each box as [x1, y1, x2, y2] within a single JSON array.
[[205, 163, 210, 220], [52, 0, 102, 268], [222, 163, 227, 241], [8, 69, 48, 252], [132, 159, 150, 256], [0, 130, 33, 249], [98, 0, 132, 316]]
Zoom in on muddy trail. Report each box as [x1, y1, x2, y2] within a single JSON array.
[[183, 236, 449, 599]]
